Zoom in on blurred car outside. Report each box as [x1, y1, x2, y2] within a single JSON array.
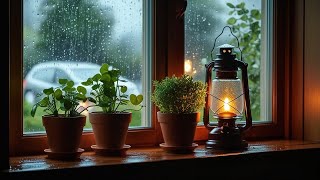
[[23, 61, 141, 107]]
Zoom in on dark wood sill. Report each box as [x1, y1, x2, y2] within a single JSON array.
[[4, 140, 320, 179]]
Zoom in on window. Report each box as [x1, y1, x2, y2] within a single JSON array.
[[185, 0, 272, 123], [22, 0, 151, 133], [11, 0, 155, 155], [184, 0, 284, 140], [10, 0, 286, 155], [184, 0, 283, 141]]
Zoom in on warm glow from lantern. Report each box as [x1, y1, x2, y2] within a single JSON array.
[[223, 98, 230, 111], [184, 60, 192, 73]]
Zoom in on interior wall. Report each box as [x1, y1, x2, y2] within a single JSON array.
[[304, 0, 320, 141]]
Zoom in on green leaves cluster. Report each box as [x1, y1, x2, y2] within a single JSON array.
[[152, 74, 207, 113], [81, 63, 143, 113], [31, 79, 88, 118], [226, 2, 262, 119]]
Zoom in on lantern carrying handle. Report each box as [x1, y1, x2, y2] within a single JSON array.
[[210, 26, 243, 61]]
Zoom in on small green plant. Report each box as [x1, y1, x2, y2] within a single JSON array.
[[31, 79, 88, 117], [81, 63, 143, 113], [152, 74, 207, 113]]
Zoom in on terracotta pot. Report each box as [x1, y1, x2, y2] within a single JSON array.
[[157, 112, 200, 147], [42, 115, 86, 153], [89, 112, 132, 149]]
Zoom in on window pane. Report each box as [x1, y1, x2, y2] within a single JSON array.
[[23, 0, 149, 133], [185, 0, 272, 122]]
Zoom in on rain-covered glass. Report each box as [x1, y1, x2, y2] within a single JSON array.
[[185, 0, 272, 122], [23, 0, 147, 133]]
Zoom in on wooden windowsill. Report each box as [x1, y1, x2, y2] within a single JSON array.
[[4, 139, 320, 178]]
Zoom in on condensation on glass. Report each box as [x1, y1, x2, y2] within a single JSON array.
[[210, 79, 244, 117], [185, 0, 272, 122], [23, 0, 148, 133]]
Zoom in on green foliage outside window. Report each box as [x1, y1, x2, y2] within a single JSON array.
[[226, 2, 261, 120]]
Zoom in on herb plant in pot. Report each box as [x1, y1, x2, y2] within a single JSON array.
[[81, 63, 143, 156], [31, 79, 89, 159], [152, 74, 207, 153]]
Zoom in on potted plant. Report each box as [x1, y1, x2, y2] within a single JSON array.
[[152, 74, 207, 153], [31, 78, 89, 159], [81, 63, 143, 155]]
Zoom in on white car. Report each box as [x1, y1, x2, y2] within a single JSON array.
[[23, 61, 141, 104]]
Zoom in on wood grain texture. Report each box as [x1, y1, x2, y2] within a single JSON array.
[[304, 0, 320, 141], [290, 0, 305, 140], [5, 140, 320, 179]]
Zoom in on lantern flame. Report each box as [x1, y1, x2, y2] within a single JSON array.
[[223, 98, 230, 111]]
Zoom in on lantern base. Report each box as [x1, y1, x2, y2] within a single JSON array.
[[205, 139, 248, 150], [205, 118, 248, 150]]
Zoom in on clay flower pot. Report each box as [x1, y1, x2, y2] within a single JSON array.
[[157, 111, 200, 147], [89, 112, 132, 149], [42, 115, 86, 153]]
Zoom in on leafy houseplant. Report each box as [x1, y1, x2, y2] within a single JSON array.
[[31, 79, 89, 158], [152, 74, 207, 153], [81, 63, 143, 152]]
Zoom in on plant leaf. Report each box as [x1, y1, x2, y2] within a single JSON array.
[[67, 80, 74, 87], [92, 84, 100, 90], [136, 94, 143, 104], [77, 86, 87, 94], [64, 87, 76, 92], [92, 74, 102, 82], [130, 94, 143, 105], [81, 78, 93, 86], [130, 94, 138, 105], [226, 3, 235, 8], [38, 97, 49, 107], [100, 73, 111, 82], [240, 23, 248, 28], [59, 79, 68, 85], [100, 63, 109, 74], [63, 100, 72, 110], [251, 9, 261, 20], [227, 17, 237, 25], [236, 2, 245, 9], [76, 93, 87, 101], [240, 14, 248, 21], [237, 9, 246, 15], [54, 89, 62, 100], [110, 69, 120, 77], [111, 76, 118, 82], [31, 104, 38, 117], [43, 87, 54, 95], [120, 86, 127, 93]]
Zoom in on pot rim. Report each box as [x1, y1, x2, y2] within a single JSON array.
[[157, 111, 200, 115], [42, 114, 86, 118], [89, 111, 132, 115]]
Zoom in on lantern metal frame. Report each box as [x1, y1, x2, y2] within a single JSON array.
[[203, 26, 252, 150]]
